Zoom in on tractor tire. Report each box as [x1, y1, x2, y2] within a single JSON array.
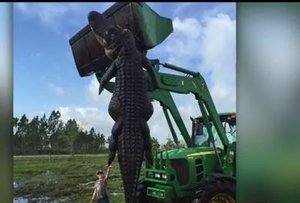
[[199, 178, 236, 203], [136, 178, 157, 203]]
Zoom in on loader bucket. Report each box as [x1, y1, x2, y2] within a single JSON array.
[[69, 2, 173, 77]]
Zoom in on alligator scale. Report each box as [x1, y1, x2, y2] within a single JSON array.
[[88, 11, 156, 203]]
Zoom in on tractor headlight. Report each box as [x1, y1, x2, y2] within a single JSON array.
[[147, 172, 154, 178], [162, 174, 167, 180], [155, 173, 161, 178]]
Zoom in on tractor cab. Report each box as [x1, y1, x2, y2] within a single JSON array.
[[191, 112, 236, 148]]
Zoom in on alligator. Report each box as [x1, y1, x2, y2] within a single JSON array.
[[88, 11, 157, 203]]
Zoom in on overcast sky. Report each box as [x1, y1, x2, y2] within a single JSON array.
[[14, 2, 236, 144]]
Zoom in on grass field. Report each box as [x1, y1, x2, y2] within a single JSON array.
[[14, 154, 130, 202]]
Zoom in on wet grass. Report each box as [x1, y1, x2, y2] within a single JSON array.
[[14, 154, 125, 202]]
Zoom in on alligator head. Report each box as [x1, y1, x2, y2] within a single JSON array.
[[88, 11, 123, 60]]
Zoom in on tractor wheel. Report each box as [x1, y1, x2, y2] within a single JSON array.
[[136, 178, 157, 203], [199, 178, 236, 203]]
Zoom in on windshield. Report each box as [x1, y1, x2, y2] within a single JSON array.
[[194, 127, 209, 146], [213, 121, 236, 148], [193, 119, 236, 148]]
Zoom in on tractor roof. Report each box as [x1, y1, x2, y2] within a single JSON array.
[[194, 112, 236, 124]]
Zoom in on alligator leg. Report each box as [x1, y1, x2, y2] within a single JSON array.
[[142, 56, 158, 89], [139, 101, 154, 166], [107, 118, 122, 166], [99, 61, 117, 94], [141, 121, 153, 165], [107, 92, 122, 166]]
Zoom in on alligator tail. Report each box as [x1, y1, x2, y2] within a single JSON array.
[[118, 102, 144, 203]]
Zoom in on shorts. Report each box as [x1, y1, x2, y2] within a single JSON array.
[[97, 196, 110, 203]]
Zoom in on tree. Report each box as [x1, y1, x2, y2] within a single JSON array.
[[13, 117, 19, 129], [13, 110, 110, 155], [98, 133, 106, 150], [162, 137, 177, 151], [151, 137, 160, 153], [13, 117, 20, 154], [25, 116, 42, 154], [39, 114, 48, 153], [64, 119, 80, 156], [15, 114, 29, 155], [84, 128, 96, 152], [177, 140, 186, 148], [48, 110, 64, 154], [88, 128, 96, 140], [48, 111, 61, 134], [106, 136, 111, 145], [74, 130, 88, 153]]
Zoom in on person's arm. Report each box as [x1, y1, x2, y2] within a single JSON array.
[[105, 165, 112, 180], [90, 188, 97, 203]]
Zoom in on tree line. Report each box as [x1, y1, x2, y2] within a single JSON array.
[[13, 110, 106, 155], [13, 110, 185, 155]]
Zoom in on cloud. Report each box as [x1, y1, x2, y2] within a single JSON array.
[[200, 13, 236, 111], [48, 83, 65, 97], [152, 13, 236, 112], [145, 9, 236, 144], [171, 3, 236, 21], [58, 106, 114, 136], [172, 3, 195, 16], [160, 17, 203, 68], [86, 76, 113, 107], [148, 102, 173, 143], [202, 3, 236, 20], [14, 3, 114, 32], [15, 3, 77, 30]]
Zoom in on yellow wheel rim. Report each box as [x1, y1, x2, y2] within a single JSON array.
[[209, 193, 235, 203]]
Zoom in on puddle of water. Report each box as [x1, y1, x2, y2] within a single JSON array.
[[14, 195, 77, 203], [112, 192, 123, 196], [14, 174, 121, 202], [14, 197, 27, 203], [14, 192, 121, 202], [15, 170, 60, 191], [14, 196, 52, 203], [14, 181, 25, 189]]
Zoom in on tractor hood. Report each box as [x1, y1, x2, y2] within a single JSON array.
[[156, 147, 216, 160]]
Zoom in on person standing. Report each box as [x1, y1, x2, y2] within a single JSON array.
[[90, 165, 112, 203]]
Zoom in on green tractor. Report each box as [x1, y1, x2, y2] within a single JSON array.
[[135, 60, 236, 203], [69, 2, 236, 203]]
